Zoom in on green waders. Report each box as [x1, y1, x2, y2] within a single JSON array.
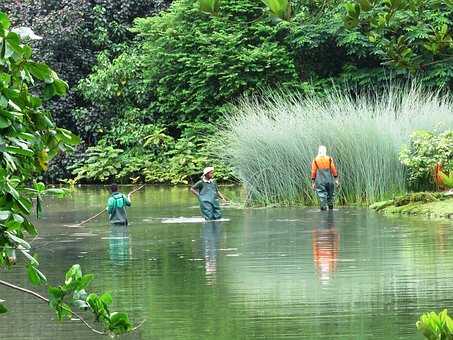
[[315, 169, 335, 210], [195, 180, 222, 221], [107, 192, 131, 225]]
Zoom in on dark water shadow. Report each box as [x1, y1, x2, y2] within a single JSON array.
[[108, 224, 131, 266]]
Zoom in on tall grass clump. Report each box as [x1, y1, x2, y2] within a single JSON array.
[[220, 85, 453, 205]]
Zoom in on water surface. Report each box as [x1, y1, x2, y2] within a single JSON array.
[[1, 186, 453, 339]]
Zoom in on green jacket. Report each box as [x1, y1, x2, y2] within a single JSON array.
[[107, 192, 131, 224]]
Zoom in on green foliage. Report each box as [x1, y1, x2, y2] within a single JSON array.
[[0, 300, 7, 314], [344, 0, 453, 86], [5, 0, 171, 181], [71, 142, 125, 183], [439, 171, 453, 188], [220, 86, 453, 205], [199, 0, 221, 15], [47, 265, 132, 335], [416, 309, 453, 340], [400, 130, 453, 190], [393, 192, 443, 207], [12, 0, 447, 184], [262, 0, 292, 20], [71, 122, 234, 184], [0, 12, 134, 335], [0, 11, 78, 269], [79, 0, 300, 124]]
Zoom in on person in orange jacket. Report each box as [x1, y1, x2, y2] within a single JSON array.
[[311, 145, 339, 210]]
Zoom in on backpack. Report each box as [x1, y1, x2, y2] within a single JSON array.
[[111, 193, 126, 209]]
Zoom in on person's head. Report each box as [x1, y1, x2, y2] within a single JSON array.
[[317, 145, 327, 157], [203, 166, 214, 179], [110, 183, 119, 193]]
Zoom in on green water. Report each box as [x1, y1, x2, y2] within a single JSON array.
[[1, 186, 453, 339]]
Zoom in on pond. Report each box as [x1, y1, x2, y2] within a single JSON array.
[[1, 186, 453, 339]]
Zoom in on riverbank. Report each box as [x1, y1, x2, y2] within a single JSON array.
[[370, 192, 453, 219]]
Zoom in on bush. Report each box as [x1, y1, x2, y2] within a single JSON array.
[[78, 0, 301, 124], [400, 130, 453, 191], [416, 309, 453, 340], [5, 0, 171, 138], [344, 0, 453, 87], [220, 85, 453, 205], [70, 122, 234, 184]]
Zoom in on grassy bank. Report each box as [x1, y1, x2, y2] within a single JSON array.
[[370, 192, 453, 219], [220, 86, 453, 205]]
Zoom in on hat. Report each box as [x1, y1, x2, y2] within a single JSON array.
[[203, 166, 214, 175]]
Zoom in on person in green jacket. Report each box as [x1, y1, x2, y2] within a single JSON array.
[[107, 184, 131, 225], [190, 167, 227, 221]]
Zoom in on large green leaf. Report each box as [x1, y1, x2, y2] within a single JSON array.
[[0, 12, 11, 30], [262, 0, 291, 19], [0, 302, 7, 314], [26, 263, 47, 285], [6, 146, 34, 157], [0, 210, 11, 221], [100, 292, 112, 306], [0, 116, 11, 128], [77, 274, 94, 291], [4, 32, 22, 58], [53, 79, 68, 96], [24, 62, 53, 82], [199, 0, 220, 15], [65, 264, 82, 285], [5, 231, 31, 249], [57, 128, 80, 145]]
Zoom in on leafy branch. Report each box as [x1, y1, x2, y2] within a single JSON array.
[[0, 278, 106, 335], [0, 11, 140, 336]]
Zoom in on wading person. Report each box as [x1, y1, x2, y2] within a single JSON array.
[[190, 167, 227, 221], [311, 145, 339, 211], [107, 184, 131, 225]]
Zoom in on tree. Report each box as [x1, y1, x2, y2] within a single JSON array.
[[0, 12, 137, 336], [343, 0, 453, 87]]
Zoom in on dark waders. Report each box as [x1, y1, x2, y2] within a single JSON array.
[[315, 168, 335, 210], [315, 182, 335, 209], [199, 182, 222, 221]]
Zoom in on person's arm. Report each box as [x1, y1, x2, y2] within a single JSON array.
[[125, 193, 131, 206], [190, 181, 202, 197], [330, 158, 339, 186], [311, 160, 317, 189]]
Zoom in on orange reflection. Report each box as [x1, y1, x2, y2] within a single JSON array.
[[312, 212, 339, 283]]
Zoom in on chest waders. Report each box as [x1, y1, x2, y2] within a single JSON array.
[[314, 158, 335, 210], [109, 193, 129, 225], [198, 182, 222, 221]]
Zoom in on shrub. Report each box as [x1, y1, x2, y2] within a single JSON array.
[[70, 122, 234, 184], [416, 309, 453, 340], [344, 0, 453, 87], [400, 130, 453, 191], [79, 0, 301, 124], [220, 85, 453, 205]]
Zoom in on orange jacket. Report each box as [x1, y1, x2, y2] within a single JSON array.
[[311, 156, 338, 180]]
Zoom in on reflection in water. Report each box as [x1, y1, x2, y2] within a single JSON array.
[[436, 224, 448, 252], [4, 187, 453, 340], [202, 222, 221, 285], [108, 224, 131, 265], [312, 211, 340, 284]]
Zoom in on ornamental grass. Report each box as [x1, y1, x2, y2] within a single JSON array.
[[220, 85, 453, 205]]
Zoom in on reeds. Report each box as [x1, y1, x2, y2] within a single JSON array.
[[220, 85, 453, 205]]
